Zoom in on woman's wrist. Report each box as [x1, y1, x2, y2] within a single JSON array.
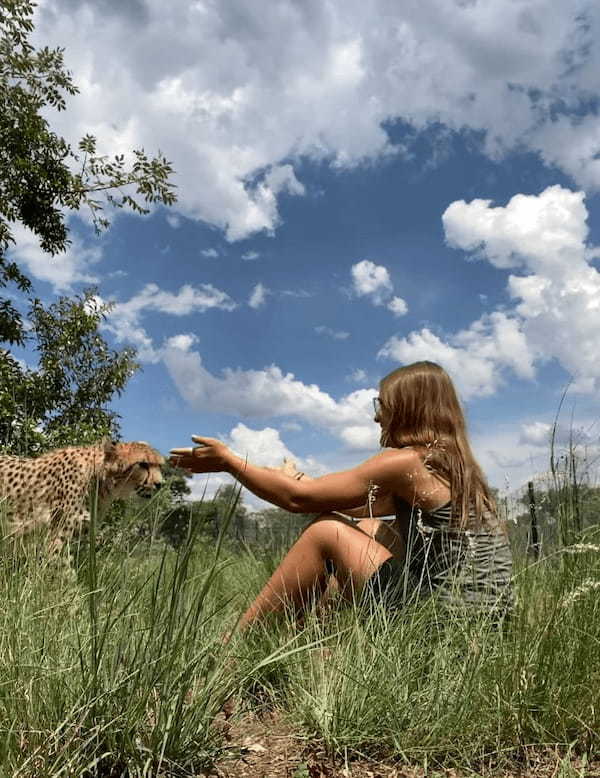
[[223, 450, 244, 476]]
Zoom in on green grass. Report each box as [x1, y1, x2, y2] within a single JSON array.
[[1, 480, 600, 776]]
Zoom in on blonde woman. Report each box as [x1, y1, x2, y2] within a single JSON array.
[[170, 361, 513, 628]]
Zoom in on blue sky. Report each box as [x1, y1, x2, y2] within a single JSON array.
[[9, 0, 600, 506]]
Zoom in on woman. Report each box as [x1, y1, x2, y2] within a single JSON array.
[[170, 361, 513, 628]]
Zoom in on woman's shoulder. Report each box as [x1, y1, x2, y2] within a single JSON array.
[[367, 447, 434, 490], [371, 447, 451, 509], [373, 446, 423, 468]]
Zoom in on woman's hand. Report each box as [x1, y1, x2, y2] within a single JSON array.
[[169, 435, 232, 474]]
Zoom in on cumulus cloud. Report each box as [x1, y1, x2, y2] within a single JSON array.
[[381, 185, 600, 399], [352, 260, 393, 303], [248, 282, 269, 309], [8, 222, 100, 292], [186, 422, 328, 509], [520, 420, 596, 449], [351, 259, 408, 315], [117, 283, 235, 317], [519, 421, 553, 447], [201, 248, 219, 258], [387, 296, 408, 317], [442, 185, 588, 272], [226, 423, 326, 474], [161, 334, 380, 451], [103, 283, 235, 361], [32, 1, 600, 243], [380, 312, 535, 399], [242, 250, 260, 261]]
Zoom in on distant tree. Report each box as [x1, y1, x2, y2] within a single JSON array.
[[158, 482, 249, 550], [512, 482, 600, 551], [161, 461, 192, 502], [248, 506, 312, 551], [0, 289, 138, 452]]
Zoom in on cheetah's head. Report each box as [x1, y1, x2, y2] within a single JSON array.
[[103, 440, 164, 500]]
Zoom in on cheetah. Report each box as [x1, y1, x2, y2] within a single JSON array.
[[0, 440, 164, 557]]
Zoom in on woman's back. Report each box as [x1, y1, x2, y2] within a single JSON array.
[[393, 497, 513, 614]]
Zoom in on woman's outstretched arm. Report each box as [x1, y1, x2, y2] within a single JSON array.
[[170, 435, 421, 514]]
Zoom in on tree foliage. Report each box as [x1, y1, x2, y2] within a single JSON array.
[[512, 481, 600, 552], [0, 0, 176, 342], [159, 483, 249, 549], [0, 0, 177, 452], [0, 289, 138, 452]]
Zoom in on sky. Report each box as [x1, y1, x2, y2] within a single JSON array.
[[9, 0, 600, 508]]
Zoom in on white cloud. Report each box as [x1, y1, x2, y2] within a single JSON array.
[[166, 333, 198, 352], [520, 419, 596, 449], [382, 185, 600, 399], [351, 260, 393, 303], [442, 185, 588, 272], [351, 259, 408, 315], [263, 164, 305, 197], [249, 282, 269, 309], [186, 472, 231, 503], [227, 423, 301, 468], [471, 424, 550, 495], [186, 423, 329, 510], [314, 325, 350, 340], [201, 248, 219, 258], [166, 214, 181, 229], [103, 283, 235, 362], [161, 335, 380, 451], [8, 222, 100, 292], [380, 312, 534, 399], [387, 296, 408, 316], [33, 1, 600, 242], [519, 422, 553, 447], [114, 282, 236, 317], [242, 250, 260, 261]]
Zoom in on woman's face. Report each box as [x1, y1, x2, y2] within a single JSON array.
[[374, 389, 392, 442]]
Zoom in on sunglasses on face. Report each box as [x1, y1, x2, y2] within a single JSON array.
[[373, 396, 382, 415]]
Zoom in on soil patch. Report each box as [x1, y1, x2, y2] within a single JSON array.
[[207, 711, 600, 778]]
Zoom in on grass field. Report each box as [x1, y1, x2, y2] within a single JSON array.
[[1, 480, 600, 777]]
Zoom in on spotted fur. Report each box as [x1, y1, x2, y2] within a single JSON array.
[[0, 440, 164, 556]]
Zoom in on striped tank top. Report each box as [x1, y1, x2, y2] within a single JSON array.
[[393, 499, 514, 614]]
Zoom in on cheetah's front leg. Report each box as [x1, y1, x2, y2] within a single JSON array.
[[48, 505, 89, 566]]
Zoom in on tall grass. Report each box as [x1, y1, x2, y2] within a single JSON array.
[[234, 545, 600, 769], [0, 436, 599, 774], [0, 493, 244, 777]]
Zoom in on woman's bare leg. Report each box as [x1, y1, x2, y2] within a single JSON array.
[[238, 514, 393, 630]]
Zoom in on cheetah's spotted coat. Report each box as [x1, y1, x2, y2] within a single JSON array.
[[0, 440, 164, 556]]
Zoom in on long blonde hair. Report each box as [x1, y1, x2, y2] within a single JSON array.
[[379, 361, 495, 527]]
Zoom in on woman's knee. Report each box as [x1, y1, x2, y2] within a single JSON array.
[[300, 516, 359, 556]]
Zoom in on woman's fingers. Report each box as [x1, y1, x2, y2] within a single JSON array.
[[169, 436, 228, 473]]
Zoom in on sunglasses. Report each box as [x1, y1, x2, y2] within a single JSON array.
[[373, 396, 383, 415]]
